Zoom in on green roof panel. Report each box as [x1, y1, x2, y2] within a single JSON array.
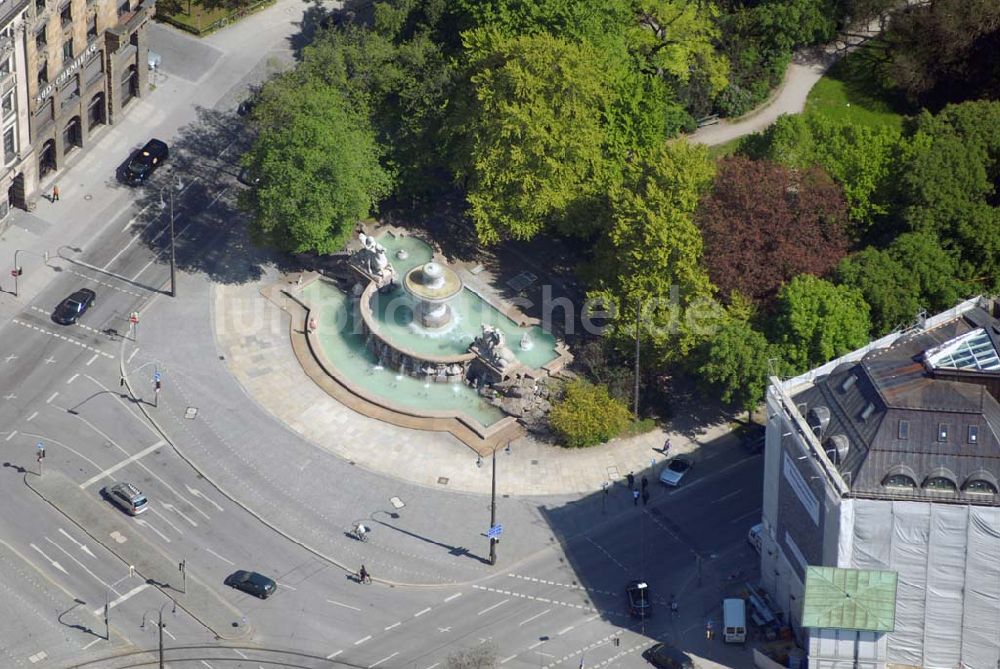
[[802, 566, 897, 632]]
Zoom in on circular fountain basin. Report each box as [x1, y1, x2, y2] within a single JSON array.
[[403, 262, 464, 329]]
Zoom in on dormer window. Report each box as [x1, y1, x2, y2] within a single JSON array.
[[968, 426, 979, 445], [840, 374, 857, 393], [923, 477, 957, 492], [883, 474, 916, 489], [963, 479, 997, 495], [898, 420, 909, 440], [860, 403, 875, 421], [938, 424, 949, 442]]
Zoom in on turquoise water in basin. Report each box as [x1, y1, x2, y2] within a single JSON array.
[[369, 235, 559, 368], [303, 280, 506, 426]]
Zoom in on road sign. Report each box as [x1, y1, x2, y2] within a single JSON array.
[[153, 371, 161, 382], [36, 441, 44, 451], [487, 524, 503, 539]]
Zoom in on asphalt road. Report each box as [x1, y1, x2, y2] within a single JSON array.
[[0, 6, 766, 669]]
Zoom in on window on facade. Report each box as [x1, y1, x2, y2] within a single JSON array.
[[0, 56, 10, 76], [897, 420, 909, 440], [60, 3, 71, 26], [35, 26, 47, 51], [34, 0, 45, 14], [38, 62, 48, 85], [923, 476, 957, 492], [62, 37, 73, 64], [87, 15, 97, 41], [3, 127, 15, 164], [968, 426, 979, 444], [117, 0, 129, 16], [2, 92, 13, 118], [883, 474, 916, 489], [937, 423, 949, 442]]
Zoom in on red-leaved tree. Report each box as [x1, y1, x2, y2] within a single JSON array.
[[697, 156, 849, 306]]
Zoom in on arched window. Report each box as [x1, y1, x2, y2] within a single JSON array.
[[923, 476, 957, 492], [963, 479, 998, 495], [883, 474, 916, 489]]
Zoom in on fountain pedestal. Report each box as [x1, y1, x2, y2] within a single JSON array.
[[403, 262, 463, 331]]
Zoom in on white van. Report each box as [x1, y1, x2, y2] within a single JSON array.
[[748, 523, 763, 554], [723, 598, 747, 644]]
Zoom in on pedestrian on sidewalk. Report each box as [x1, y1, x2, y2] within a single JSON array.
[[641, 489, 649, 506], [662, 438, 671, 454], [641, 476, 648, 490], [632, 489, 640, 506], [51, 184, 60, 202], [670, 595, 678, 616], [626, 471, 635, 489], [359, 565, 371, 584]]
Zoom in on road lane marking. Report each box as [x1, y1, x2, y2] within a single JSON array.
[[731, 507, 762, 524], [200, 661, 213, 669], [477, 599, 509, 616], [124, 204, 151, 231], [528, 641, 546, 650], [79, 440, 166, 489], [369, 652, 398, 668], [45, 538, 108, 589], [276, 582, 296, 591], [94, 584, 149, 616], [82, 638, 102, 650], [714, 489, 743, 504], [66, 374, 79, 384], [327, 600, 361, 611], [500, 655, 518, 664], [326, 651, 343, 659], [46, 392, 58, 403], [205, 548, 234, 565], [423, 664, 440, 669], [29, 543, 67, 574], [126, 348, 139, 364], [232, 649, 247, 659], [519, 609, 551, 626], [5, 430, 15, 441], [163, 627, 176, 641], [149, 507, 184, 535], [557, 625, 575, 635], [134, 518, 171, 542], [354, 635, 372, 645], [86, 353, 99, 366], [10, 320, 114, 358], [161, 502, 198, 527], [444, 592, 462, 602], [26, 411, 38, 421], [185, 485, 224, 512], [414, 607, 431, 617], [384, 622, 401, 631]]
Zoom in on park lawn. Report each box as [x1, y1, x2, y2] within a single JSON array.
[[805, 45, 907, 131], [708, 137, 743, 159], [158, 4, 231, 33]]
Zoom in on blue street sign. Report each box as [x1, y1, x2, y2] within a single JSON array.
[[153, 371, 161, 382], [487, 524, 503, 539], [36, 441, 44, 450]]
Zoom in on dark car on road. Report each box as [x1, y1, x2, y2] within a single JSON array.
[[643, 643, 693, 669], [626, 580, 652, 618], [225, 570, 276, 599], [125, 139, 169, 185], [52, 288, 96, 325]]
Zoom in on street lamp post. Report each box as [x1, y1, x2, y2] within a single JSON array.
[[159, 178, 183, 298], [140, 602, 172, 668], [486, 442, 512, 566]]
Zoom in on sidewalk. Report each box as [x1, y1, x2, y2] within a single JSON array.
[[211, 277, 736, 496], [25, 470, 251, 640]]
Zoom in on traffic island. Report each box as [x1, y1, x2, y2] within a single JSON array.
[[24, 470, 252, 641]]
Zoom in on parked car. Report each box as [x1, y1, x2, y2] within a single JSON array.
[[626, 580, 652, 618], [101, 482, 148, 515], [225, 570, 277, 599], [52, 288, 96, 325], [643, 643, 694, 669], [125, 139, 169, 185], [658, 455, 692, 487]]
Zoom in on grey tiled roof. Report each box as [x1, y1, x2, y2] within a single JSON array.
[[792, 301, 1000, 503]]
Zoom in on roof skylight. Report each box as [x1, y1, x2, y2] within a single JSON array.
[[925, 328, 1000, 372]]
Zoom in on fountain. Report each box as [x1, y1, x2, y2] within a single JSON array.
[[302, 230, 571, 438], [403, 261, 463, 330]]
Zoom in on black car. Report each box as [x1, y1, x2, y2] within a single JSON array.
[[125, 139, 169, 185], [643, 643, 693, 669], [52, 288, 96, 325], [225, 570, 277, 599], [626, 580, 652, 618]]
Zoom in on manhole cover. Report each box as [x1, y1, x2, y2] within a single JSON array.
[[184, 407, 198, 419], [83, 194, 92, 200], [437, 477, 449, 485], [389, 496, 405, 509]]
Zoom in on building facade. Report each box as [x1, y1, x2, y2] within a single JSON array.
[[0, 0, 35, 225], [760, 296, 1000, 669], [20, 0, 153, 207]]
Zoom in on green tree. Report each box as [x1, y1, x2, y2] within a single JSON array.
[[698, 309, 779, 415], [773, 275, 871, 372], [549, 379, 633, 447], [588, 142, 719, 365], [460, 29, 620, 243], [242, 77, 393, 254], [899, 101, 1000, 293]]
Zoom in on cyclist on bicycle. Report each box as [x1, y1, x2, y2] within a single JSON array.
[[355, 522, 368, 540]]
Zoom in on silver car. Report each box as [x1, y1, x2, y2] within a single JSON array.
[[102, 482, 148, 515], [658, 456, 693, 487]]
